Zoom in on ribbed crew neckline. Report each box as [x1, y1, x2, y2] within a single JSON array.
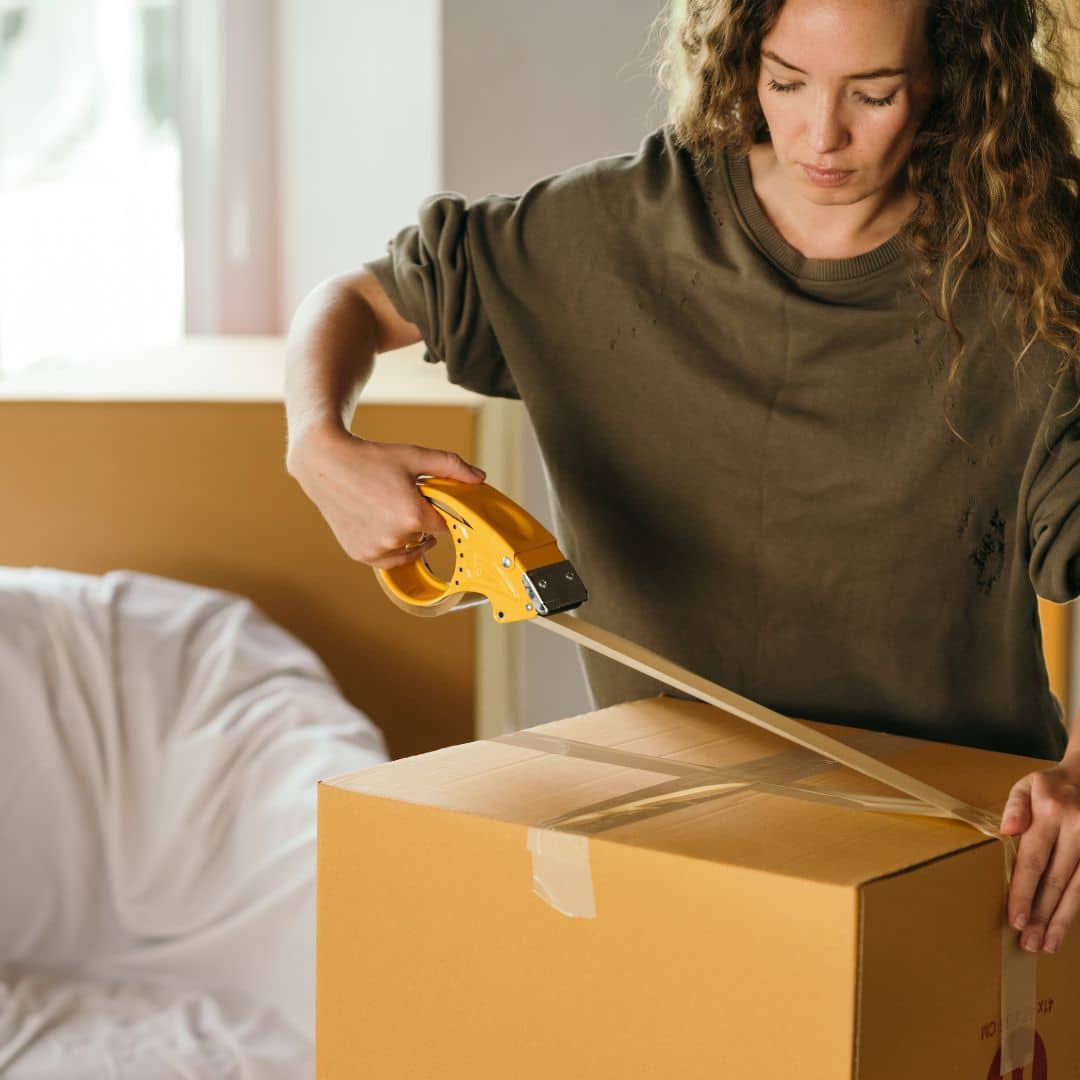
[[722, 145, 907, 282]]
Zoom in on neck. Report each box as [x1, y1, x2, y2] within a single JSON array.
[[747, 142, 915, 261]]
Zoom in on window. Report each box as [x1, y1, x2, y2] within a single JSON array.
[[0, 0, 182, 376]]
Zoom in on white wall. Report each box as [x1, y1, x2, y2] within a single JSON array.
[[442, 0, 668, 196], [277, 1, 441, 320]]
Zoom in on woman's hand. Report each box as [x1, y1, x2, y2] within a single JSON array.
[[999, 756, 1080, 954], [286, 419, 486, 568]]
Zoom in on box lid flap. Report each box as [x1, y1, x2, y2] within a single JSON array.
[[327, 696, 1039, 886]]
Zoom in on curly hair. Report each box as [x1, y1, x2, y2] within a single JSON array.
[[659, 0, 1080, 435]]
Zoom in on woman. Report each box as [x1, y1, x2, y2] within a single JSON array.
[[285, 0, 1079, 955]]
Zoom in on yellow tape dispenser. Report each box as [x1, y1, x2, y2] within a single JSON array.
[[375, 476, 588, 623]]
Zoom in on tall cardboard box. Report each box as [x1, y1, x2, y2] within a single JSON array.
[[317, 696, 1079, 1078]]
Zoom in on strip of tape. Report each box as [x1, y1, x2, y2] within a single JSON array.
[[999, 839, 1038, 1073], [504, 725, 1033, 1073], [525, 829, 596, 919], [511, 726, 916, 913]]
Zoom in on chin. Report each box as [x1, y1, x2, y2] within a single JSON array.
[[793, 165, 874, 198], [793, 171, 861, 195]]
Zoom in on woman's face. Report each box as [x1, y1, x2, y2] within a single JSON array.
[[755, 0, 938, 202]]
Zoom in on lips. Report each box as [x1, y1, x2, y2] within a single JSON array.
[[804, 165, 851, 175], [798, 162, 855, 187]]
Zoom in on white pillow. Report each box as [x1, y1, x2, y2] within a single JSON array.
[[0, 567, 388, 1064]]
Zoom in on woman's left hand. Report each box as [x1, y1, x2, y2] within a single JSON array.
[[999, 758, 1080, 954]]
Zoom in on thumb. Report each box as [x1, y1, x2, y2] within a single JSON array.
[[414, 447, 486, 485], [411, 448, 486, 535], [1000, 776, 1034, 835]]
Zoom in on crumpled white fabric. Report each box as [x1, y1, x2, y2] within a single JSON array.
[[0, 967, 311, 1079], [0, 567, 389, 1077]]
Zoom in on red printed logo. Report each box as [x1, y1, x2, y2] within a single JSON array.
[[985, 1032, 1047, 1079]]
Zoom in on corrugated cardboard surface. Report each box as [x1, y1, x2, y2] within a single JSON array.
[[857, 842, 1075, 1077], [318, 696, 1079, 1077]]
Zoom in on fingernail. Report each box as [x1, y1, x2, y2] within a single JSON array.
[[1014, 913, 1028, 931], [1022, 932, 1042, 952], [1044, 935, 1060, 954]]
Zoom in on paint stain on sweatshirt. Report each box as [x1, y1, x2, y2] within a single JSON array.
[[970, 508, 1006, 594]]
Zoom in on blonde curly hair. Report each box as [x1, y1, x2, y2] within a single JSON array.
[[659, 0, 1080, 430]]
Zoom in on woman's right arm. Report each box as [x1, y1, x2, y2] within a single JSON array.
[[284, 269, 487, 568]]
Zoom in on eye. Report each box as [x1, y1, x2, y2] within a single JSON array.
[[766, 78, 800, 94], [856, 91, 899, 107]]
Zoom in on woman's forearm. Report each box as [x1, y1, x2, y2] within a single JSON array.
[[284, 277, 380, 465]]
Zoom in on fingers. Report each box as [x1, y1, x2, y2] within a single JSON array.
[[418, 501, 454, 536], [410, 452, 486, 536], [1008, 820, 1057, 939], [1005, 767, 1080, 954], [369, 533, 439, 569], [1025, 836, 1080, 953], [297, 434, 487, 568], [999, 776, 1033, 835], [1041, 869, 1080, 954], [411, 448, 486, 485]]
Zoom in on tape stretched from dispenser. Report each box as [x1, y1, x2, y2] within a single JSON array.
[[499, 724, 1035, 1075]]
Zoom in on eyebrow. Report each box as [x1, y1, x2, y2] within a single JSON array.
[[762, 49, 906, 80]]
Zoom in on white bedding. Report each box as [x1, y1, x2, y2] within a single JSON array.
[[0, 568, 389, 1077], [0, 967, 311, 1078]]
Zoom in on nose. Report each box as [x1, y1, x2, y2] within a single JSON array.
[[807, 94, 850, 155]]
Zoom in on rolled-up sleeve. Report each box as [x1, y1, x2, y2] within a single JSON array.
[[365, 193, 521, 400], [1026, 365, 1080, 602]]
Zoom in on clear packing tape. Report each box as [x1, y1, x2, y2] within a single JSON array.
[[497, 723, 1034, 1075]]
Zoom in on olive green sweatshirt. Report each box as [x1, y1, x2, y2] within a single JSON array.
[[368, 125, 1080, 761]]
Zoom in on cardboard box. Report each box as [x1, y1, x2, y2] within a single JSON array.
[[317, 696, 1079, 1078]]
